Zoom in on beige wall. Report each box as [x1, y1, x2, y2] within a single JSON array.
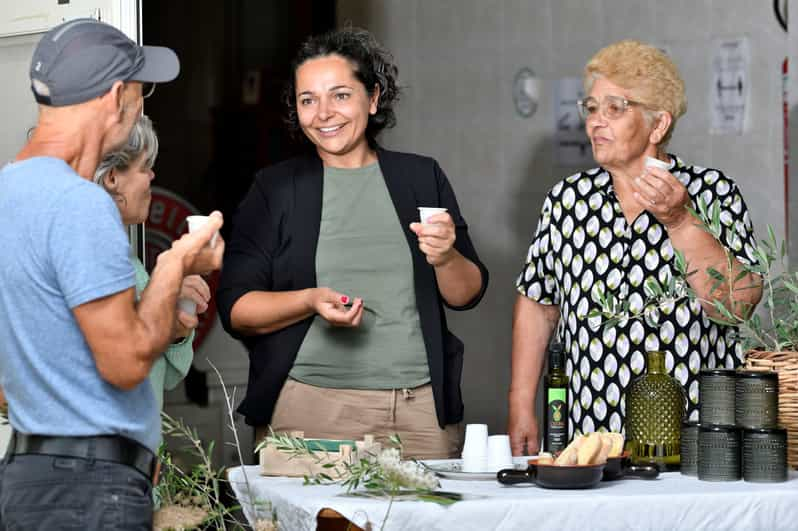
[[337, 0, 788, 435]]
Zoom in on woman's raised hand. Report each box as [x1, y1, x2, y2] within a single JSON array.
[[632, 166, 690, 231], [309, 287, 364, 327], [409, 212, 457, 266]]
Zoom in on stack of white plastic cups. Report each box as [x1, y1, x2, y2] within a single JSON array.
[[487, 434, 514, 472], [461, 424, 489, 472]]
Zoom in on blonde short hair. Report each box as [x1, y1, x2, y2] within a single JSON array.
[[584, 40, 687, 146]]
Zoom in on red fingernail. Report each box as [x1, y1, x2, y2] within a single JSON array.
[[341, 296, 349, 304]]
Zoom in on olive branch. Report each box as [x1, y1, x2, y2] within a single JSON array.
[[589, 196, 795, 352]]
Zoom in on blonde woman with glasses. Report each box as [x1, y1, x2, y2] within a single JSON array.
[[509, 40, 762, 455]]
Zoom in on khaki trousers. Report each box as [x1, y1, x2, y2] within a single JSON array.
[[256, 379, 463, 459]]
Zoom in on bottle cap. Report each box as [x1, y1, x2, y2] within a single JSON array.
[[549, 341, 564, 370]]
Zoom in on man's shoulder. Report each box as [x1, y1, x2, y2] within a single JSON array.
[[2, 157, 116, 222], [4, 157, 99, 194], [5, 156, 74, 178]]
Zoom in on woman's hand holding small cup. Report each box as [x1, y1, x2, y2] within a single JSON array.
[[632, 166, 690, 232], [410, 212, 457, 266]]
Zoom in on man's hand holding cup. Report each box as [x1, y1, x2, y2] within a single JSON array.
[[172, 211, 225, 276]]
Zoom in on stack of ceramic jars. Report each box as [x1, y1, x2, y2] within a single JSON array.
[[680, 368, 786, 482]]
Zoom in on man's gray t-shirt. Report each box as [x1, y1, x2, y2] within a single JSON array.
[[0, 157, 159, 452]]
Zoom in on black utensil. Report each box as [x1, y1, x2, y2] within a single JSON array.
[[602, 454, 660, 481], [497, 462, 605, 489]]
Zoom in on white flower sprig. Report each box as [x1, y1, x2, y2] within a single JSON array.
[[376, 448, 440, 491]]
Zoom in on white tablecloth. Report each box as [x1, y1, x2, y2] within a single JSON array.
[[228, 465, 798, 531]]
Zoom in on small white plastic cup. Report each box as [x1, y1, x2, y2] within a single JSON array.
[[461, 454, 489, 473], [186, 215, 219, 248], [418, 207, 448, 224], [177, 297, 197, 315], [178, 214, 219, 315], [461, 423, 488, 457], [644, 156, 670, 171], [486, 434, 514, 472]]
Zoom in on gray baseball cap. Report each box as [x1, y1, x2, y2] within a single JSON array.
[[30, 18, 180, 107]]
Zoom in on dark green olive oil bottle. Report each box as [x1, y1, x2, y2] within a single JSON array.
[[544, 342, 569, 453]]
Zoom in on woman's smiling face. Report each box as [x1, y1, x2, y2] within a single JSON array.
[[295, 54, 378, 166]]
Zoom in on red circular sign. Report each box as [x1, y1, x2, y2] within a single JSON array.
[[146, 186, 219, 350]]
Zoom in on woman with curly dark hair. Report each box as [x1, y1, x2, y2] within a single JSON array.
[[217, 27, 488, 458]]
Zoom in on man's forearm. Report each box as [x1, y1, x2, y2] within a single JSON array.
[[136, 251, 186, 359]]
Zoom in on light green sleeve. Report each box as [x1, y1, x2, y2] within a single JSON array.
[[162, 330, 195, 390], [130, 257, 195, 410]]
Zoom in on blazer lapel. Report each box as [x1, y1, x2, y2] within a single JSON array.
[[377, 149, 417, 243], [292, 155, 323, 287], [376, 150, 443, 399]]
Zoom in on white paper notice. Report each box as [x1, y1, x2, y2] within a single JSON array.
[[710, 37, 749, 135], [554, 77, 593, 167]]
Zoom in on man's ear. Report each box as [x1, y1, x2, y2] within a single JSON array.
[[107, 80, 126, 121]]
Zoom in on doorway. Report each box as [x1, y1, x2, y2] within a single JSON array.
[[140, 0, 336, 467], [142, 0, 335, 226]]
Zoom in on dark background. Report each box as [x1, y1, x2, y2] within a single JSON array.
[[143, 0, 335, 237]]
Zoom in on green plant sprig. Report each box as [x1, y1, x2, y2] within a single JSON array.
[[592, 196, 795, 352], [157, 360, 278, 530], [158, 412, 235, 528]]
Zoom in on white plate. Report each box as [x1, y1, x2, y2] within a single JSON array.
[[421, 456, 537, 481]]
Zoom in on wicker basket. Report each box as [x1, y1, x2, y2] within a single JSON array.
[[744, 351, 798, 469]]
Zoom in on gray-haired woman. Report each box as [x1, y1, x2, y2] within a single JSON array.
[[94, 114, 209, 410]]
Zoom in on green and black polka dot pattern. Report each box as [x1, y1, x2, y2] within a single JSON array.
[[516, 155, 758, 437]]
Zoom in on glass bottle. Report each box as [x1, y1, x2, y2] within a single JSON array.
[[544, 342, 568, 453], [625, 350, 686, 468]]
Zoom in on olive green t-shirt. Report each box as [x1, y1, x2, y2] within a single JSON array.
[[289, 162, 430, 389]]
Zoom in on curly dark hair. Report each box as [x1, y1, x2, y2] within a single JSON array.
[[284, 27, 401, 147]]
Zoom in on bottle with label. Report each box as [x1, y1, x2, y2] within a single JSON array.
[[544, 341, 568, 453]]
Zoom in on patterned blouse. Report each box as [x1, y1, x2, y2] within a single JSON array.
[[516, 154, 758, 437]]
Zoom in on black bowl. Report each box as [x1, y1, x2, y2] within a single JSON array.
[[497, 462, 605, 489]]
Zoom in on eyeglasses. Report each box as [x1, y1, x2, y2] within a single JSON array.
[[576, 95, 648, 121], [142, 82, 156, 99]]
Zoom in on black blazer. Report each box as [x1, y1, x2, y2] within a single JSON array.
[[216, 148, 489, 428]]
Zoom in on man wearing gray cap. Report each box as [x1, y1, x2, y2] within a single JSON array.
[[0, 19, 224, 529]]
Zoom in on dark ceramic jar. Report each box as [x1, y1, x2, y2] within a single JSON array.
[[698, 424, 741, 481]]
